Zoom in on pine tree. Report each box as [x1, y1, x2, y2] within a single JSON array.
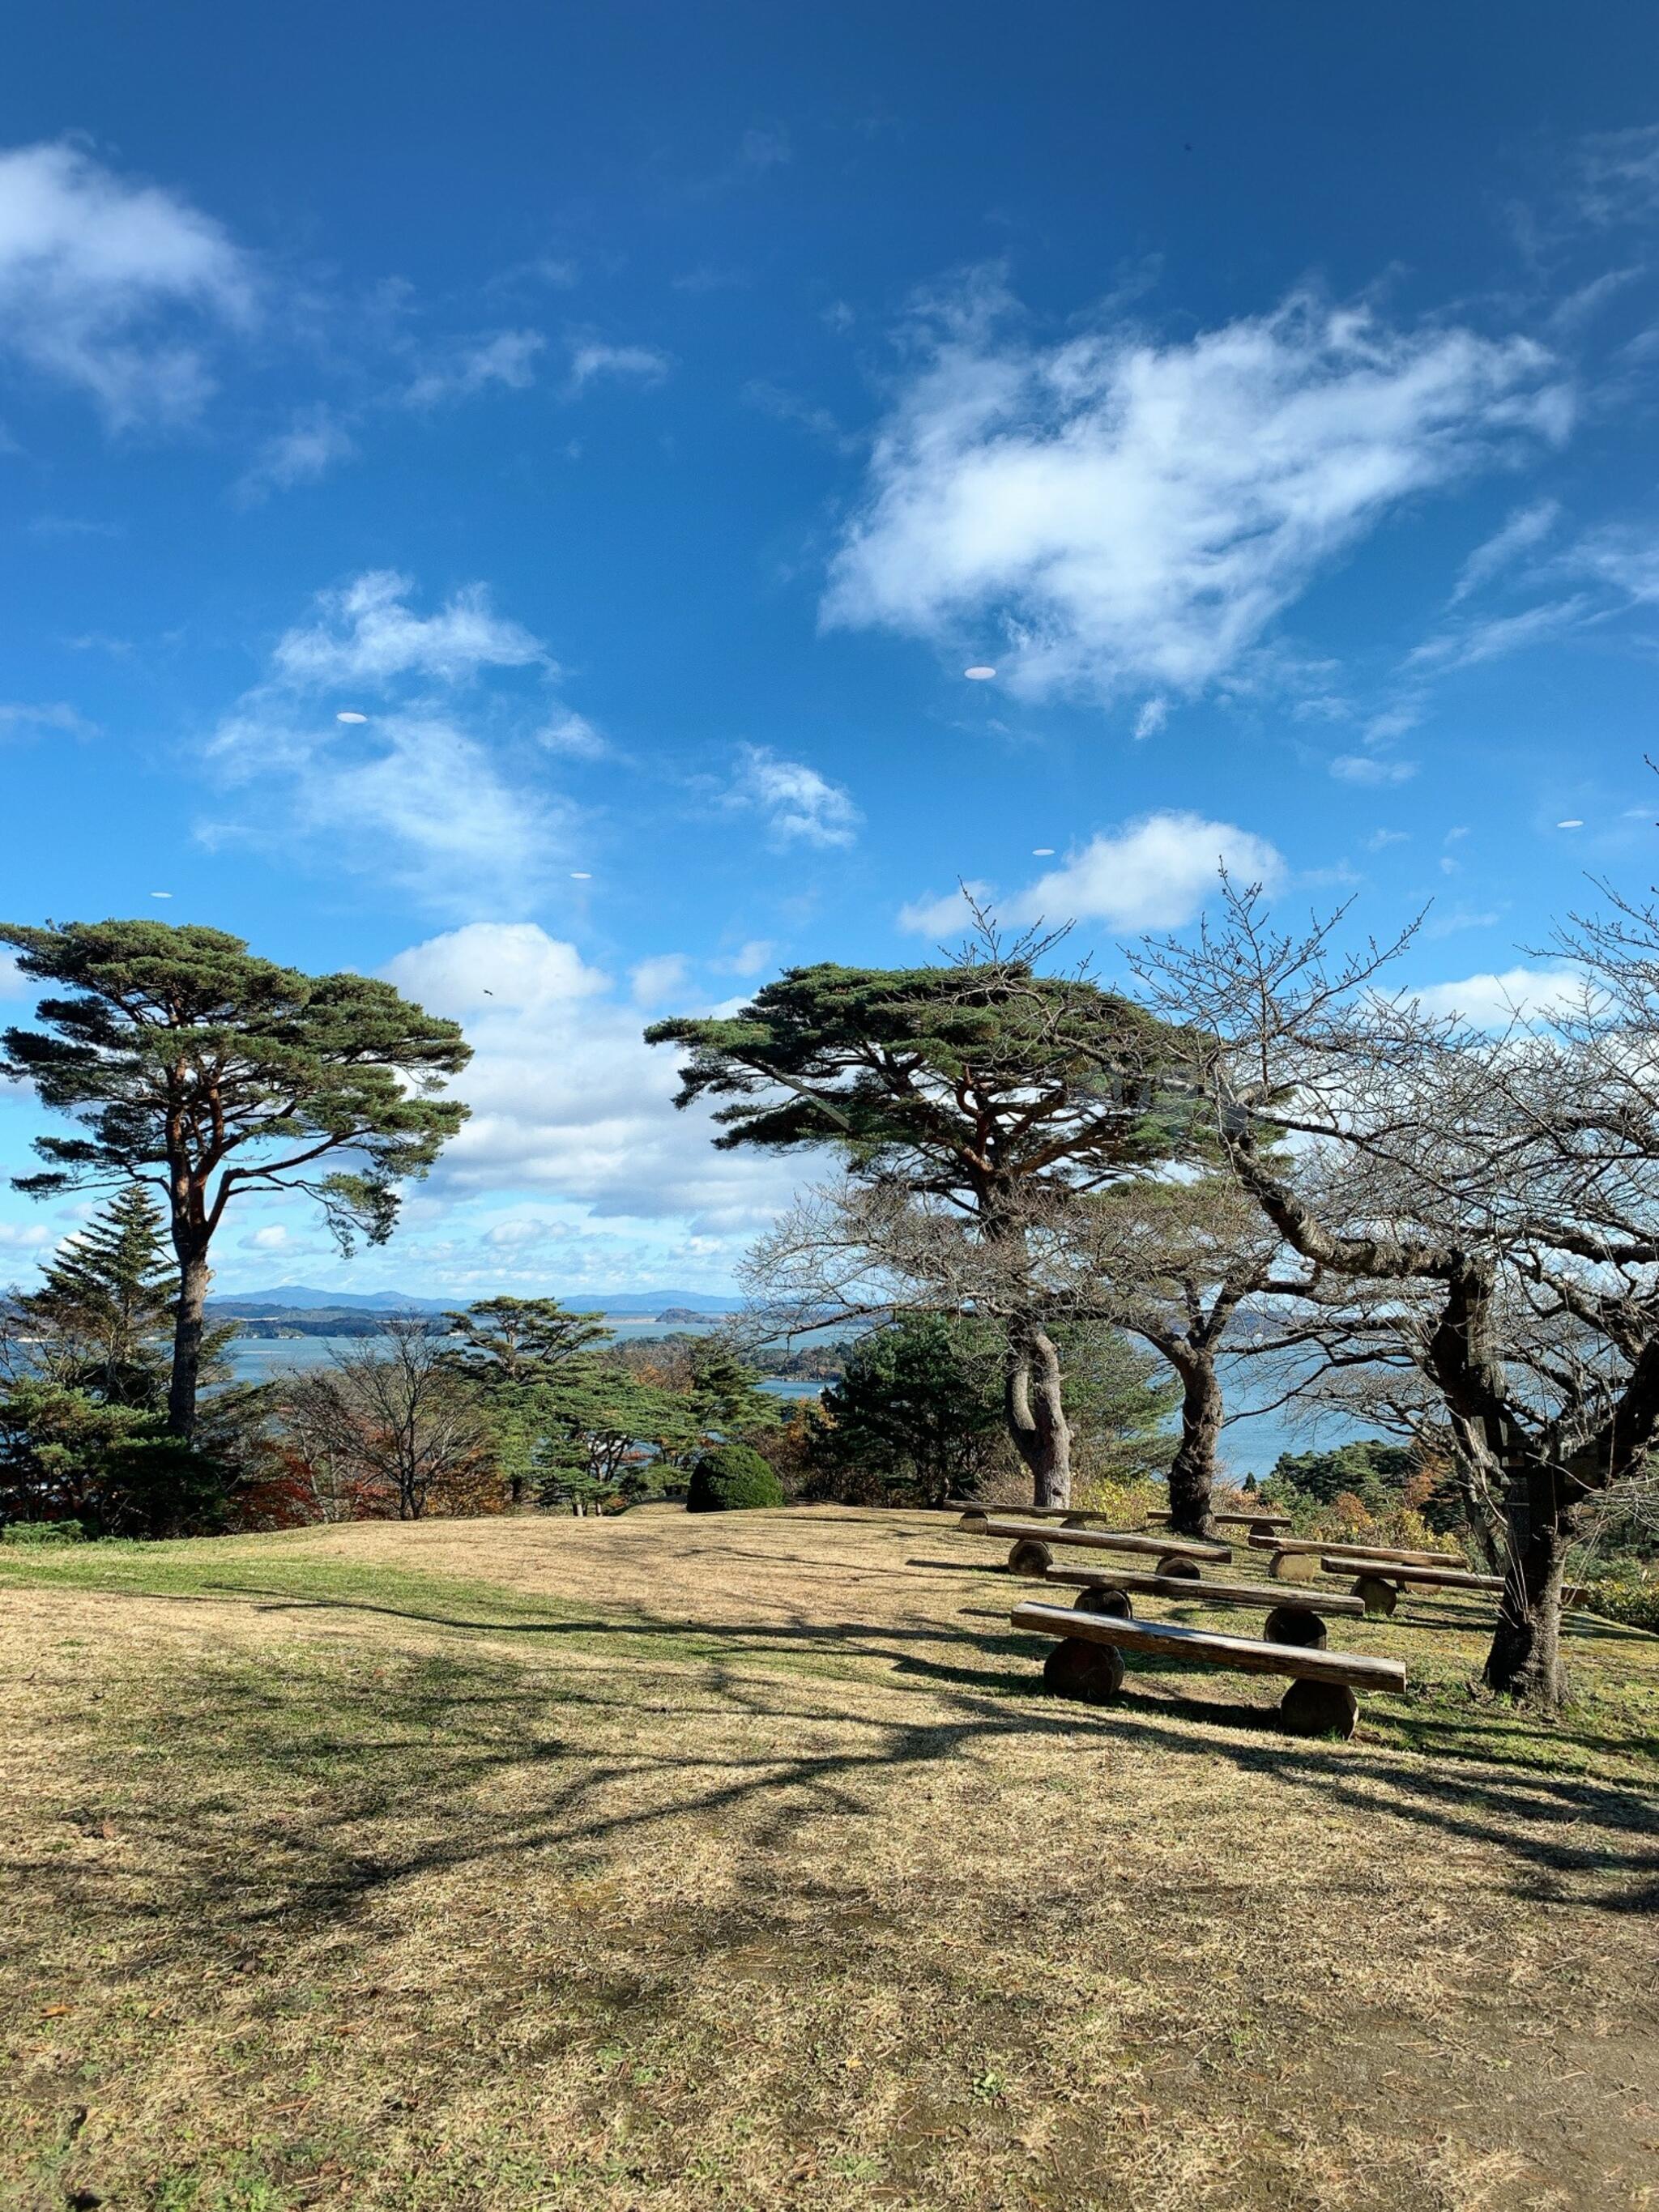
[[23, 1185, 174, 1405]]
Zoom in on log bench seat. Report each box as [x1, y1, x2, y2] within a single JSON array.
[[949, 1498, 1129, 1530], [1043, 1565, 1366, 1647], [976, 1515, 1230, 1579], [1009, 1598, 1407, 1739], [1319, 1556, 1592, 1615], [1146, 1508, 1293, 1533], [1250, 1532, 1461, 1566]]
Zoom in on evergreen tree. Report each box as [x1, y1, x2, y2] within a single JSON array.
[[1, 918, 471, 1438], [21, 1184, 173, 1405], [684, 1338, 782, 1442], [441, 1297, 613, 1506], [647, 943, 1196, 1506]]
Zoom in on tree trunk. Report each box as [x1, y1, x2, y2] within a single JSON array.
[[1166, 1353, 1220, 1537], [1483, 1468, 1573, 1708], [167, 1246, 211, 1439], [1005, 1323, 1073, 1508]]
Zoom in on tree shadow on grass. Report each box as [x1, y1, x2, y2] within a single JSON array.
[[18, 1586, 1659, 1975]]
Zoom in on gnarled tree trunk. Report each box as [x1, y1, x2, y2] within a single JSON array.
[[1484, 1468, 1575, 1708], [1166, 1349, 1221, 1537], [1006, 1322, 1072, 1507]]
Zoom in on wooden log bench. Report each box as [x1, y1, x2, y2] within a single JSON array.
[[1010, 1598, 1405, 1738], [949, 1498, 1128, 1531], [1147, 1508, 1293, 1533], [1250, 1532, 1461, 1566], [1043, 1564, 1365, 1649], [977, 1515, 1230, 1580], [1318, 1555, 1593, 1616]]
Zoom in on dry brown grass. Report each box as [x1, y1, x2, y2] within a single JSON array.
[[2, 1503, 1657, 2211]]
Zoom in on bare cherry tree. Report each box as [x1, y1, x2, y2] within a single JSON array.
[[1135, 874, 1659, 1708]]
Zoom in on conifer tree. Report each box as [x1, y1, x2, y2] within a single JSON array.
[[22, 1184, 173, 1405]]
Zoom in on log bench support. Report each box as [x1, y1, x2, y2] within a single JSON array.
[[1010, 1599, 1406, 1741]]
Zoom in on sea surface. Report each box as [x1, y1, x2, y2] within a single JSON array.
[[222, 1323, 825, 1401], [222, 1325, 1375, 1469]]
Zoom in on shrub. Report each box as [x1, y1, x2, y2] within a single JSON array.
[[2, 1518, 87, 1546], [1583, 1565, 1659, 1634], [687, 1443, 785, 1513]]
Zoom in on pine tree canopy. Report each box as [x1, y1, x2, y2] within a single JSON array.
[[646, 958, 1198, 1201], [0, 918, 472, 1247]]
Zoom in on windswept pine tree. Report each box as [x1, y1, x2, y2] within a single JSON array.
[[1, 919, 472, 1438]]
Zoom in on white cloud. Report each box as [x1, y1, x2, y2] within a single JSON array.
[[1450, 498, 1560, 602], [630, 954, 691, 1008], [731, 745, 860, 848], [379, 924, 804, 1231], [234, 405, 356, 503], [0, 1221, 52, 1250], [896, 882, 994, 937], [538, 710, 608, 758], [1367, 828, 1410, 850], [1575, 125, 1659, 228], [242, 1224, 294, 1251], [404, 328, 545, 408], [1012, 812, 1284, 930], [384, 923, 606, 1014], [1132, 697, 1169, 740], [204, 574, 575, 910], [1408, 596, 1590, 671], [271, 570, 547, 689], [0, 139, 254, 428], [715, 940, 777, 977], [1329, 753, 1418, 786], [0, 700, 94, 737], [0, 952, 28, 998], [1576, 526, 1659, 605], [824, 283, 1567, 703], [567, 338, 672, 394], [1406, 965, 1583, 1026]]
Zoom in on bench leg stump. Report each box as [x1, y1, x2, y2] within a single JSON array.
[[1155, 1554, 1203, 1580], [1278, 1679, 1358, 1739], [957, 1511, 989, 1533], [1073, 1587, 1133, 1618], [1061, 1513, 1090, 1528], [1351, 1575, 1398, 1617], [1263, 1605, 1328, 1649], [1043, 1637, 1126, 1704], [1008, 1538, 1054, 1578], [1269, 1549, 1320, 1583]]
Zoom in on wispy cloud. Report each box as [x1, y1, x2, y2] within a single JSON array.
[[403, 327, 546, 408], [1329, 753, 1417, 786], [270, 569, 547, 688], [824, 279, 1569, 704], [1408, 595, 1591, 671], [0, 139, 255, 428], [0, 699, 95, 737], [233, 403, 356, 503], [730, 745, 860, 848], [1450, 498, 1560, 602], [203, 573, 575, 911], [566, 337, 672, 395]]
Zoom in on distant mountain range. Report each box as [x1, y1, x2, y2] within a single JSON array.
[[206, 1284, 742, 1318]]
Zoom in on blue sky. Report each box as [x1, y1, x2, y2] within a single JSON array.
[[5, 2, 1659, 1298]]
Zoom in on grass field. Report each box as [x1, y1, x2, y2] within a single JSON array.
[[2, 1505, 1657, 2212]]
